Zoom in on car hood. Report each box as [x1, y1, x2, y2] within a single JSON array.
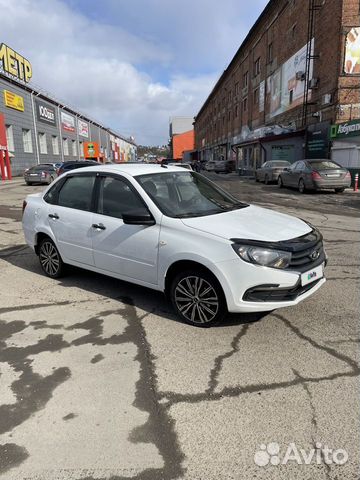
[[181, 205, 312, 242]]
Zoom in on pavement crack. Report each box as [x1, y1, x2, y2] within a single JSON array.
[[276, 314, 359, 371], [206, 324, 250, 394]]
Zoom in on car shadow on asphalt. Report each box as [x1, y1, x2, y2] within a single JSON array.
[[1, 244, 268, 328]]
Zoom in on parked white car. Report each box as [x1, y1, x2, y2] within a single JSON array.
[[22, 164, 326, 327]]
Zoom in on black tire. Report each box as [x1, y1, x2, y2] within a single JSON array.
[[26, 182, 33, 186], [38, 237, 65, 278], [278, 176, 283, 188], [255, 175, 259, 183], [335, 188, 345, 193], [298, 178, 306, 194], [170, 269, 227, 327], [264, 174, 269, 185], [48, 175, 54, 184]]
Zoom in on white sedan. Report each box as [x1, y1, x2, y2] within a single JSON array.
[[22, 164, 326, 327]]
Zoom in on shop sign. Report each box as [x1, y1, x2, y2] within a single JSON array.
[[330, 119, 360, 139], [306, 122, 330, 158], [78, 119, 89, 138], [35, 99, 57, 126], [84, 141, 100, 158], [3, 89, 24, 111], [61, 111, 75, 132], [0, 43, 32, 83]]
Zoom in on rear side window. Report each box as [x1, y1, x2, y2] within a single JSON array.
[[57, 175, 95, 211]]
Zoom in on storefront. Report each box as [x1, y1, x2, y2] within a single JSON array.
[[330, 119, 360, 185]]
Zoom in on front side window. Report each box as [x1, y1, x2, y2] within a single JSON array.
[[98, 176, 147, 219], [136, 171, 247, 218], [22, 129, 33, 153], [57, 175, 95, 211]]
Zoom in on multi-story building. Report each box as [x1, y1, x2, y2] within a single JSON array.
[[194, 0, 360, 175], [0, 43, 136, 176]]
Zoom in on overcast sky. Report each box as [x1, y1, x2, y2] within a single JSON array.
[[1, 0, 268, 145]]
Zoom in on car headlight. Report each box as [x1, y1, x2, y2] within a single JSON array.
[[232, 244, 291, 269]]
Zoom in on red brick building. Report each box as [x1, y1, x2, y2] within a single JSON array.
[[194, 0, 360, 175]]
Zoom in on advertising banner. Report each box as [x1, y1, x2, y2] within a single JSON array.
[[35, 99, 57, 126], [306, 122, 330, 159], [344, 27, 360, 74], [269, 40, 313, 118], [4, 90, 24, 111], [61, 111, 75, 132], [78, 119, 89, 138], [84, 142, 100, 158], [0, 43, 32, 83]]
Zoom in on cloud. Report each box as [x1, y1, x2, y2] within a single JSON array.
[[0, 0, 268, 145]]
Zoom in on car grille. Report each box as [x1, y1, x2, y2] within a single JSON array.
[[283, 230, 325, 273]]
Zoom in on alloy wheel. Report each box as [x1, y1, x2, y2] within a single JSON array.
[[39, 240, 60, 276], [174, 275, 219, 325], [299, 179, 305, 193]]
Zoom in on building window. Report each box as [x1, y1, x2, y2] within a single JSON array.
[[5, 125, 14, 151], [235, 82, 239, 96], [79, 141, 84, 157], [254, 57, 261, 76], [22, 129, 33, 153], [228, 111, 231, 121], [268, 43, 273, 63], [72, 140, 77, 157], [63, 138, 69, 156], [254, 88, 259, 105], [243, 71, 249, 88], [52, 136, 59, 155], [289, 90, 294, 104], [243, 97, 248, 112], [38, 133, 47, 154], [235, 105, 238, 118]]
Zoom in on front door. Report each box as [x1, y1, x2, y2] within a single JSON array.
[[91, 174, 160, 285]]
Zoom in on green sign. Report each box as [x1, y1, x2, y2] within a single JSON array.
[[330, 120, 360, 139]]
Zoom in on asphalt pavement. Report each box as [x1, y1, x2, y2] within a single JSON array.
[[0, 176, 359, 480]]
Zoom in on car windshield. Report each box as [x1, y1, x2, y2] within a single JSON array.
[[270, 161, 291, 167], [310, 160, 341, 170], [136, 171, 248, 218]]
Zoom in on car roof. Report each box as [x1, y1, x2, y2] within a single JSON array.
[[64, 163, 189, 176]]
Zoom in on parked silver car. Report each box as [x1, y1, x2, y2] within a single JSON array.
[[24, 164, 58, 185], [255, 160, 291, 184], [278, 159, 352, 193]]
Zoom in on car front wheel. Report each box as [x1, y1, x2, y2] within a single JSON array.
[[278, 176, 283, 188], [298, 179, 306, 194], [170, 270, 226, 327], [39, 237, 65, 278]]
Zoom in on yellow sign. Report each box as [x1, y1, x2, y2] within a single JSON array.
[[0, 43, 32, 83], [4, 90, 24, 111]]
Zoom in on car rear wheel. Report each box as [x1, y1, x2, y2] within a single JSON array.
[[48, 175, 54, 184], [298, 179, 306, 194], [39, 238, 65, 278], [335, 188, 345, 193], [278, 176, 283, 188], [170, 270, 226, 327]]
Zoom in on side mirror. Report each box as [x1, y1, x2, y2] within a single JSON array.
[[122, 210, 155, 226], [283, 167, 290, 172]]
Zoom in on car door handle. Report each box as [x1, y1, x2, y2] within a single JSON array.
[[48, 213, 59, 220], [92, 223, 106, 230]]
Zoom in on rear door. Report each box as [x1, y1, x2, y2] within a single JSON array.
[[46, 173, 96, 265], [91, 174, 160, 285], [282, 162, 298, 186]]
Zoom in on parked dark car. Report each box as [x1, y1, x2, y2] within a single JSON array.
[[57, 160, 98, 176], [278, 159, 352, 193], [214, 159, 235, 174], [255, 160, 291, 184], [24, 164, 58, 185]]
